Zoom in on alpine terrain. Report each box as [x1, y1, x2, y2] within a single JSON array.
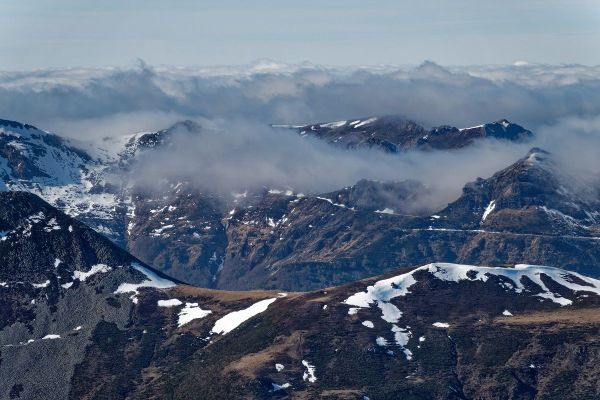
[[1, 115, 600, 399]]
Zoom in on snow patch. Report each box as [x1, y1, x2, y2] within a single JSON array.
[[157, 298, 183, 307], [114, 262, 176, 295], [354, 117, 378, 128], [459, 124, 484, 131], [320, 120, 347, 128], [482, 200, 496, 221], [210, 297, 277, 335], [32, 280, 50, 288], [362, 320, 374, 328], [375, 208, 395, 215], [42, 334, 61, 340], [302, 360, 317, 383], [272, 382, 291, 391], [73, 264, 112, 282], [178, 302, 212, 327]]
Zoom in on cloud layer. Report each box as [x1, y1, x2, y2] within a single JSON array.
[[131, 119, 530, 212], [3, 61, 600, 138], [2, 61, 599, 211]]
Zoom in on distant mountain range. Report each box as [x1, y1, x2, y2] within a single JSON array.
[[273, 116, 532, 153]]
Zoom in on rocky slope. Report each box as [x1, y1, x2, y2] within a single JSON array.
[[2, 194, 600, 399], [274, 115, 532, 153], [119, 144, 600, 291], [125, 183, 229, 286], [0, 119, 122, 242], [215, 148, 600, 290], [434, 148, 600, 237], [163, 262, 600, 400], [0, 191, 179, 400]]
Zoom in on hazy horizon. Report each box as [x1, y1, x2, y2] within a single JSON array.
[[1, 0, 599, 70]]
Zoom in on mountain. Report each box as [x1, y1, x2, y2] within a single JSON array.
[[0, 191, 179, 400], [125, 183, 229, 286], [3, 118, 600, 293], [0, 118, 122, 242], [212, 148, 600, 290], [4, 203, 600, 400], [435, 148, 600, 236], [321, 179, 431, 214], [2, 166, 600, 398], [135, 262, 600, 399], [274, 115, 532, 153]]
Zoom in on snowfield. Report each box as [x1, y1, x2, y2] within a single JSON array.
[[211, 297, 278, 335], [114, 262, 176, 295], [177, 302, 212, 327], [345, 262, 600, 358]]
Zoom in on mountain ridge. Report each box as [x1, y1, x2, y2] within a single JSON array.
[[2, 190, 600, 399], [3, 117, 600, 292], [273, 115, 533, 153]]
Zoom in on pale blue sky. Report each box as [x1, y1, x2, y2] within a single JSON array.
[[1, 0, 599, 69]]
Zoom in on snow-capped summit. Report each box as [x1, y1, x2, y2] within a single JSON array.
[[0, 119, 125, 239], [0, 118, 207, 244]]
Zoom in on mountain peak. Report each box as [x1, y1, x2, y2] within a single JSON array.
[[523, 147, 551, 165], [168, 119, 202, 133], [121, 119, 201, 157]]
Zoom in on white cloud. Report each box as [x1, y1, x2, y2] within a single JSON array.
[[2, 62, 599, 212]]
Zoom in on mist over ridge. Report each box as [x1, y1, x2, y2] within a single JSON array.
[[2, 61, 600, 212]]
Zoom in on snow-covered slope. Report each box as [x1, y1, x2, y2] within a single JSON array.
[[346, 262, 600, 313], [0, 119, 122, 240], [0, 119, 202, 244]]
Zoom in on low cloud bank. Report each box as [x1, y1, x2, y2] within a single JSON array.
[[3, 61, 600, 138], [2, 61, 599, 211], [128, 114, 600, 213], [130, 119, 527, 212]]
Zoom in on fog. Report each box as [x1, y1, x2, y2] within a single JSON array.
[[131, 118, 526, 212], [1, 61, 599, 211]]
